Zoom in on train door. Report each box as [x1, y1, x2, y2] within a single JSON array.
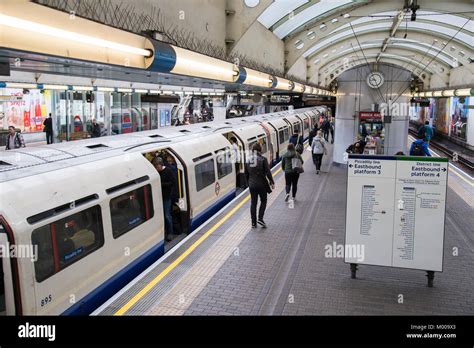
[[0, 229, 16, 315], [143, 149, 190, 243], [222, 132, 246, 188], [258, 124, 274, 164]]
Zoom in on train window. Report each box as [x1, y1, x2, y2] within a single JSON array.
[[32, 205, 104, 283], [110, 185, 154, 239], [216, 151, 233, 179], [195, 159, 215, 191], [293, 123, 301, 133], [304, 119, 310, 130], [259, 137, 268, 154]]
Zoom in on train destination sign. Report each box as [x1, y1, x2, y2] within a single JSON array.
[[344, 155, 448, 278]]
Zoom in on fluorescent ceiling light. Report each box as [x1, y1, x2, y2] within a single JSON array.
[[0, 14, 152, 57], [73, 86, 93, 91], [97, 87, 115, 92], [43, 84, 68, 90], [134, 89, 149, 93], [455, 88, 471, 96], [5, 83, 37, 89]]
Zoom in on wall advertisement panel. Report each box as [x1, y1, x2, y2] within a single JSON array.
[[0, 88, 52, 132]]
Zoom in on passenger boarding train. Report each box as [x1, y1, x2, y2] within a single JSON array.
[[0, 106, 327, 315]]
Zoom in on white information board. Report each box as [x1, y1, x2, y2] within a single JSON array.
[[344, 155, 448, 272]]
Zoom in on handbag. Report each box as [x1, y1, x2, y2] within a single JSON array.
[[292, 156, 304, 174], [256, 156, 272, 193], [295, 135, 303, 154]]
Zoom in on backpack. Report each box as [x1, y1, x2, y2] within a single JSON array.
[[417, 126, 425, 139], [295, 135, 303, 154], [411, 142, 425, 156], [291, 154, 304, 174]]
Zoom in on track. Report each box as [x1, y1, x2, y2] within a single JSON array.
[[408, 128, 474, 174]]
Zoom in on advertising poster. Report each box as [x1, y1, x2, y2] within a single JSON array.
[[434, 98, 450, 135], [450, 97, 469, 140], [0, 88, 51, 132], [160, 109, 166, 127]]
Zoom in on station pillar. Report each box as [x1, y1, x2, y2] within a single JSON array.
[[333, 65, 411, 164]]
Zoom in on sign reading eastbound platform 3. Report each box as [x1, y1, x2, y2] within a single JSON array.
[[344, 155, 448, 272]]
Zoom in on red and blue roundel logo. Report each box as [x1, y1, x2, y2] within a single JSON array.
[[215, 182, 220, 196]]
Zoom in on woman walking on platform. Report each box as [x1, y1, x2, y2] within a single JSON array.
[[281, 143, 304, 202], [311, 130, 327, 174]]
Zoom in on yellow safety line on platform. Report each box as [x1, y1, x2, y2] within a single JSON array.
[[114, 166, 283, 315]]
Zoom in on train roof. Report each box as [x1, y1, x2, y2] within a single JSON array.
[[0, 106, 325, 183]]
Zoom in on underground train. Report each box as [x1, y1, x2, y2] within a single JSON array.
[[0, 106, 327, 315]]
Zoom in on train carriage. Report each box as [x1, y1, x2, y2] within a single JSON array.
[[0, 106, 326, 315]]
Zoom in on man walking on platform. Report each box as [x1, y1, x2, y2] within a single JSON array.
[[245, 144, 274, 229]]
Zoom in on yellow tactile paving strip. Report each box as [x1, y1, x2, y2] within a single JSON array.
[[146, 150, 312, 315]]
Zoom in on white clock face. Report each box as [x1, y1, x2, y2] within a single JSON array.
[[367, 72, 384, 89]]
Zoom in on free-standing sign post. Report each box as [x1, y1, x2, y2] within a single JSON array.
[[344, 155, 448, 287]]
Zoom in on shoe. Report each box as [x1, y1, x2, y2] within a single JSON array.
[[251, 223, 257, 228], [316, 170, 320, 174], [285, 193, 290, 202], [257, 219, 267, 228], [292, 197, 296, 202]]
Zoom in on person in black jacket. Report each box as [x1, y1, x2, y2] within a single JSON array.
[[321, 118, 330, 141], [90, 118, 101, 138], [308, 125, 319, 146], [43, 113, 53, 144], [245, 144, 275, 228], [152, 157, 177, 241]]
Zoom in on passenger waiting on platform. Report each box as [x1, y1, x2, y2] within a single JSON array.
[[418, 121, 434, 142], [43, 113, 53, 144], [346, 140, 366, 154], [360, 121, 368, 140], [289, 129, 304, 154], [311, 130, 327, 175], [5, 126, 25, 150], [230, 137, 241, 184], [90, 118, 101, 138], [152, 157, 177, 241], [245, 143, 274, 228], [409, 134, 431, 157], [281, 143, 304, 202], [321, 118, 331, 142], [329, 118, 335, 144]]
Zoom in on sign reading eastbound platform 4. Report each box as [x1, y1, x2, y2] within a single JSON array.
[[344, 155, 448, 272]]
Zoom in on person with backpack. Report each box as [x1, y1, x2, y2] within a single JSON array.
[[245, 143, 275, 228], [311, 131, 327, 174], [289, 129, 304, 154], [5, 126, 26, 150], [281, 143, 304, 202], [409, 135, 431, 157]]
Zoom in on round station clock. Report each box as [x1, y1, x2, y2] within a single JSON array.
[[366, 72, 385, 89]]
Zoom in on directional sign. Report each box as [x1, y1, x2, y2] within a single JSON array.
[[345, 155, 448, 272]]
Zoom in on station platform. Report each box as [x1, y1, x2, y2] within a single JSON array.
[[93, 143, 474, 316]]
